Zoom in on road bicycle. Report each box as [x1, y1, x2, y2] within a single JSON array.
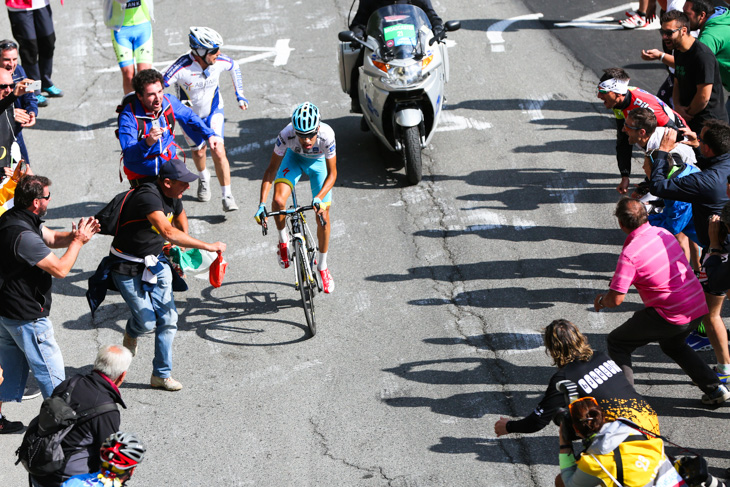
[[260, 188, 324, 336]]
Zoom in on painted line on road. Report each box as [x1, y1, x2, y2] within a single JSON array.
[[435, 112, 492, 132], [519, 94, 551, 121], [555, 2, 638, 30], [487, 13, 544, 52]]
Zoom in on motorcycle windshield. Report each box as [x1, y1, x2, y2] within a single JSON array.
[[366, 4, 432, 61]]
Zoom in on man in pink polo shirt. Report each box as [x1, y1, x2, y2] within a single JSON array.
[[594, 198, 730, 404]]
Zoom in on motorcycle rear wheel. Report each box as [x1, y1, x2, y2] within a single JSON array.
[[402, 126, 422, 185]]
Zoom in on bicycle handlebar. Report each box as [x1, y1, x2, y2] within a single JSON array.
[[260, 205, 326, 237]]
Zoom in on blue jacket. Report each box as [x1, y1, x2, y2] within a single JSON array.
[[117, 93, 214, 178], [648, 150, 730, 250], [647, 162, 700, 244], [12, 65, 38, 119]]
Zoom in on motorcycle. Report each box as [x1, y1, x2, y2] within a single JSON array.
[[338, 4, 460, 185]]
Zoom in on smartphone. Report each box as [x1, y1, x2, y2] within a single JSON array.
[[26, 80, 41, 91]]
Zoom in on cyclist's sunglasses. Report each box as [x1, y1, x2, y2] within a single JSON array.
[[206, 47, 219, 55], [295, 130, 318, 139]]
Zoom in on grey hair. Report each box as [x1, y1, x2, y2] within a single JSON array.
[[94, 345, 132, 381]]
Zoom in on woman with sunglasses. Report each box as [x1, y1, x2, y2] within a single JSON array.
[[556, 398, 684, 487], [494, 319, 660, 438]]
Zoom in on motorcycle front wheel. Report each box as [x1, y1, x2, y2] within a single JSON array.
[[402, 126, 422, 185]]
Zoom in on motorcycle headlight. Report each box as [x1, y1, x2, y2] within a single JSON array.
[[374, 62, 423, 87]]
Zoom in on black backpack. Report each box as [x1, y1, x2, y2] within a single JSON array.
[[94, 188, 136, 236], [15, 376, 118, 477]]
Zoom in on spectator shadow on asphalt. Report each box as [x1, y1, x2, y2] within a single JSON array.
[[366, 252, 618, 284], [413, 224, 624, 247], [429, 435, 553, 465], [446, 97, 599, 114], [406, 286, 645, 311], [530, 114, 613, 132], [31, 117, 117, 133]]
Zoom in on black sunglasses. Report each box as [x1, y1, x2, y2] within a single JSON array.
[[36, 193, 50, 200], [0, 83, 15, 90], [660, 27, 680, 37], [0, 41, 17, 51]]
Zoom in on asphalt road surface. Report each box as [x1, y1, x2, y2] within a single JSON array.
[[1, 1, 729, 486]]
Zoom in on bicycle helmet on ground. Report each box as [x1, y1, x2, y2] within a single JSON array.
[[292, 102, 320, 136], [100, 432, 146, 470], [189, 27, 223, 56]]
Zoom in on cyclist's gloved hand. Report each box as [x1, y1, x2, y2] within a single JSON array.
[[432, 24, 445, 41], [312, 197, 322, 211], [254, 203, 266, 223]]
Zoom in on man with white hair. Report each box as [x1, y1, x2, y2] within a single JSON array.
[[30, 345, 132, 487]]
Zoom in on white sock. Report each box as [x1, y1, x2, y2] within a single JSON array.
[[318, 252, 327, 271], [199, 169, 210, 180], [718, 363, 730, 375], [278, 228, 288, 244], [221, 185, 232, 198]]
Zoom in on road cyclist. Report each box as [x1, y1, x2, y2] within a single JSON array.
[[255, 102, 337, 294]]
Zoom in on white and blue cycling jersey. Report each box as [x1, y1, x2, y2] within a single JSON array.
[[163, 52, 246, 119], [273, 123, 336, 160]]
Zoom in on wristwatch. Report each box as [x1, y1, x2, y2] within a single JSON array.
[[710, 248, 724, 254]]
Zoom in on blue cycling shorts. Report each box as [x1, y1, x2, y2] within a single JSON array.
[[112, 22, 153, 68], [274, 150, 332, 208]]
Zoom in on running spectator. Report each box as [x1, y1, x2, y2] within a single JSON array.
[[683, 0, 730, 119], [0, 39, 36, 164], [596, 67, 686, 194], [0, 175, 99, 434], [661, 10, 727, 134], [555, 398, 685, 487], [649, 121, 730, 380], [62, 432, 145, 487], [31, 345, 131, 487], [595, 198, 730, 405], [6, 0, 63, 107], [494, 319, 659, 438], [163, 26, 248, 212], [104, 0, 154, 95], [625, 107, 700, 269], [88, 159, 225, 391], [117, 69, 220, 187]]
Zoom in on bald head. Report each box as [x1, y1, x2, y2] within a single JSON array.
[[615, 198, 647, 232], [0, 68, 12, 100]]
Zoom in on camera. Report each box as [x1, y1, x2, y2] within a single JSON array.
[[552, 380, 579, 427], [674, 455, 727, 487]]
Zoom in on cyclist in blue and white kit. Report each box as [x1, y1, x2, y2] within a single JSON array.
[[163, 27, 248, 213], [255, 102, 337, 294]]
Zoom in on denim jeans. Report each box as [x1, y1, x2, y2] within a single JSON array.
[[112, 264, 178, 378], [0, 315, 65, 401]]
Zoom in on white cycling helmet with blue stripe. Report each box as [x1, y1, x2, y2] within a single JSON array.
[[292, 102, 320, 137], [189, 27, 223, 56]]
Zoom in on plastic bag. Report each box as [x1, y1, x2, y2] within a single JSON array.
[[209, 251, 227, 288]]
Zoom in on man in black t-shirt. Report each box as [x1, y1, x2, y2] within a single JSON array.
[[662, 10, 727, 134], [111, 159, 226, 392]]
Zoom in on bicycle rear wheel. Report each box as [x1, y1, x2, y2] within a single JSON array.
[[295, 240, 316, 336]]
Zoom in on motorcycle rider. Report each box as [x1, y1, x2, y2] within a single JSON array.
[[255, 102, 337, 294], [347, 0, 444, 113]]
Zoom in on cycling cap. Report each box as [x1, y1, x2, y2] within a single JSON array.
[[100, 432, 146, 470], [292, 102, 320, 135], [189, 26, 223, 50]]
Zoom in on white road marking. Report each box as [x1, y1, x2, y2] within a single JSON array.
[[435, 111, 492, 132], [95, 40, 294, 73], [555, 2, 638, 30], [487, 13, 544, 52], [519, 94, 551, 121]]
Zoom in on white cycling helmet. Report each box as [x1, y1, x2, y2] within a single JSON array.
[[189, 27, 223, 54]]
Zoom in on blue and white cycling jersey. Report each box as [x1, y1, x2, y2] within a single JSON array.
[[163, 52, 246, 119], [61, 473, 105, 486], [274, 122, 336, 160]]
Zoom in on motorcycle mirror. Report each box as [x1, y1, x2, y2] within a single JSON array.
[[338, 30, 357, 42], [445, 21, 461, 32]]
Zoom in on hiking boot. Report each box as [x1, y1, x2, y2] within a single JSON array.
[[150, 375, 182, 391], [36, 93, 48, 107], [620, 12, 647, 29], [222, 195, 238, 212], [320, 268, 334, 294], [0, 415, 24, 434], [702, 384, 730, 405], [197, 178, 211, 202], [123, 332, 137, 357], [278, 242, 290, 269], [22, 383, 41, 401], [686, 330, 713, 352], [44, 85, 63, 97]]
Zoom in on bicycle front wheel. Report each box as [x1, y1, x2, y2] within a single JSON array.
[[295, 240, 316, 337]]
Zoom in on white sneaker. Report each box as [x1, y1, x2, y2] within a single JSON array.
[[620, 12, 647, 29], [222, 195, 239, 212], [197, 178, 211, 202]]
